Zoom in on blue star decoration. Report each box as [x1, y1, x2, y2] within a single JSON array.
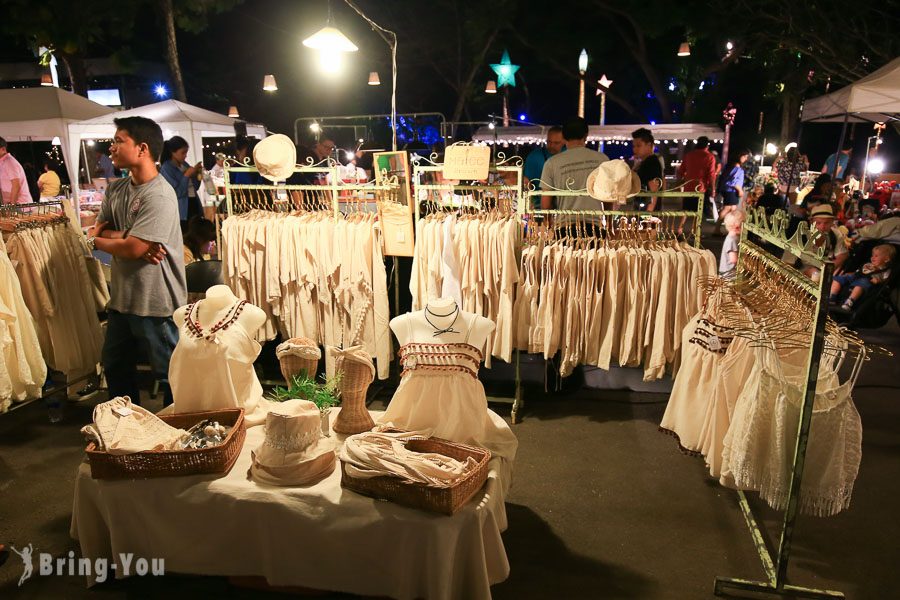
[[490, 50, 520, 88]]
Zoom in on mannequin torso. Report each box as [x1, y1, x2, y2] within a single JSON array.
[[390, 297, 495, 353], [173, 284, 266, 337]]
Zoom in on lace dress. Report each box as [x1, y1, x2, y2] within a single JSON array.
[[720, 343, 863, 517], [378, 312, 518, 463]]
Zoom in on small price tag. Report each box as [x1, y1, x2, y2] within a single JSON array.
[[708, 335, 721, 351], [397, 231, 406, 243], [114, 406, 134, 417]]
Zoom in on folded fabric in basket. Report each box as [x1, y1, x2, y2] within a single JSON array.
[[340, 430, 479, 488], [81, 396, 188, 455]]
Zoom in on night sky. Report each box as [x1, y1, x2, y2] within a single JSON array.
[[3, 0, 897, 171]]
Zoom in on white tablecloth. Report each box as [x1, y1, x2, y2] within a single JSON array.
[[70, 410, 512, 600]]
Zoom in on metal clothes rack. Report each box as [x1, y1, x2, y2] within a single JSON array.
[[522, 183, 705, 247], [714, 207, 843, 599], [411, 151, 525, 422]]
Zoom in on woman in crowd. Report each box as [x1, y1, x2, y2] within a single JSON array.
[[160, 136, 203, 227], [716, 149, 750, 235]]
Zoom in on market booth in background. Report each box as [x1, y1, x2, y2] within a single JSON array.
[[0, 87, 115, 203], [67, 99, 267, 225]]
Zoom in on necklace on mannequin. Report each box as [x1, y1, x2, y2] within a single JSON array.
[[424, 302, 461, 336]]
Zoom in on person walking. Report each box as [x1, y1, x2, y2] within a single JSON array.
[[716, 149, 751, 234], [631, 128, 664, 211], [87, 116, 187, 406]]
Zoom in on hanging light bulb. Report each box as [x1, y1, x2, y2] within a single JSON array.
[[317, 51, 343, 74], [677, 42, 691, 57], [485, 80, 497, 94], [228, 106, 240, 118], [368, 71, 381, 86], [40, 73, 53, 86], [263, 74, 278, 91], [51, 136, 61, 146]]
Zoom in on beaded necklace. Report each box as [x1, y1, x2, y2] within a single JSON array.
[[185, 300, 247, 341]]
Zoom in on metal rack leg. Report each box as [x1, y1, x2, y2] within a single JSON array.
[[510, 349, 522, 424]]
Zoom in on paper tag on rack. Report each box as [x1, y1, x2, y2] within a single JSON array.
[[443, 144, 490, 181], [114, 406, 134, 417], [397, 231, 406, 243], [708, 335, 721, 351], [274, 186, 289, 203]]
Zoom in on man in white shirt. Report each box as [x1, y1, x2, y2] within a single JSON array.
[[540, 117, 608, 223]]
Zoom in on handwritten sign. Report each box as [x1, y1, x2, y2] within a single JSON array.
[[443, 145, 491, 181]]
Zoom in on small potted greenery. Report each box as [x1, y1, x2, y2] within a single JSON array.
[[268, 373, 342, 436]]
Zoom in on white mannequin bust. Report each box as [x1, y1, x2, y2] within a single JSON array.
[[390, 297, 495, 353], [173, 284, 267, 336]]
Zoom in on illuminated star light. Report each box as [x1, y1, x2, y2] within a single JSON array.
[[596, 74, 613, 94], [154, 83, 168, 98], [490, 50, 520, 88]]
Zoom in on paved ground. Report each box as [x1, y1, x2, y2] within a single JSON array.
[[1, 316, 897, 599]]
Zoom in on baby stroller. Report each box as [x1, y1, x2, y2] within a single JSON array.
[[829, 239, 900, 328]]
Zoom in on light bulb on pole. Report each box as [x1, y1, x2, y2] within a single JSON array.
[[578, 49, 588, 118]]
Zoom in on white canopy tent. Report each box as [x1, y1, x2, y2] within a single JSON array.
[[801, 57, 900, 123], [0, 87, 115, 194], [472, 123, 725, 145], [68, 99, 267, 202]]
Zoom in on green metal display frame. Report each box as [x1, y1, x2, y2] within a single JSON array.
[[411, 150, 525, 423], [713, 207, 843, 599]]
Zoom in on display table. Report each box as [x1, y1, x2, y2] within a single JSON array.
[[70, 410, 512, 600]]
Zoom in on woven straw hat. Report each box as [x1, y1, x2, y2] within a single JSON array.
[[586, 159, 641, 204], [250, 399, 335, 486], [253, 134, 296, 182]]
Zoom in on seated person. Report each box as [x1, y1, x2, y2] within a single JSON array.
[[800, 204, 848, 281], [830, 244, 895, 312], [756, 182, 786, 216], [182, 216, 217, 264]]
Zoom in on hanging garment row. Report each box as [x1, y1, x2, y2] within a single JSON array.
[[0, 235, 45, 412], [513, 217, 717, 380], [409, 211, 521, 367], [221, 208, 390, 379], [662, 251, 868, 517], [2, 210, 105, 382]]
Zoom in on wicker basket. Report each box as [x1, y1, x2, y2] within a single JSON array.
[[332, 352, 375, 435], [340, 435, 491, 515], [85, 408, 246, 480], [277, 337, 320, 382]]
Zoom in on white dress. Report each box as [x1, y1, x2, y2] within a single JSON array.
[[168, 299, 263, 418], [720, 343, 863, 517], [378, 312, 518, 463]]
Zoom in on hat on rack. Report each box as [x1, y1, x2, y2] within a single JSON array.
[[253, 134, 296, 182], [249, 399, 336, 486], [809, 204, 836, 220], [586, 159, 641, 204]]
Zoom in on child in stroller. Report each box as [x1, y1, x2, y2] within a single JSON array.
[[830, 244, 895, 311], [830, 240, 900, 327]]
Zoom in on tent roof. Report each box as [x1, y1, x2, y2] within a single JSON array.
[[801, 57, 900, 123], [473, 123, 725, 145], [69, 99, 267, 138], [0, 87, 115, 124], [74, 99, 238, 128]]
